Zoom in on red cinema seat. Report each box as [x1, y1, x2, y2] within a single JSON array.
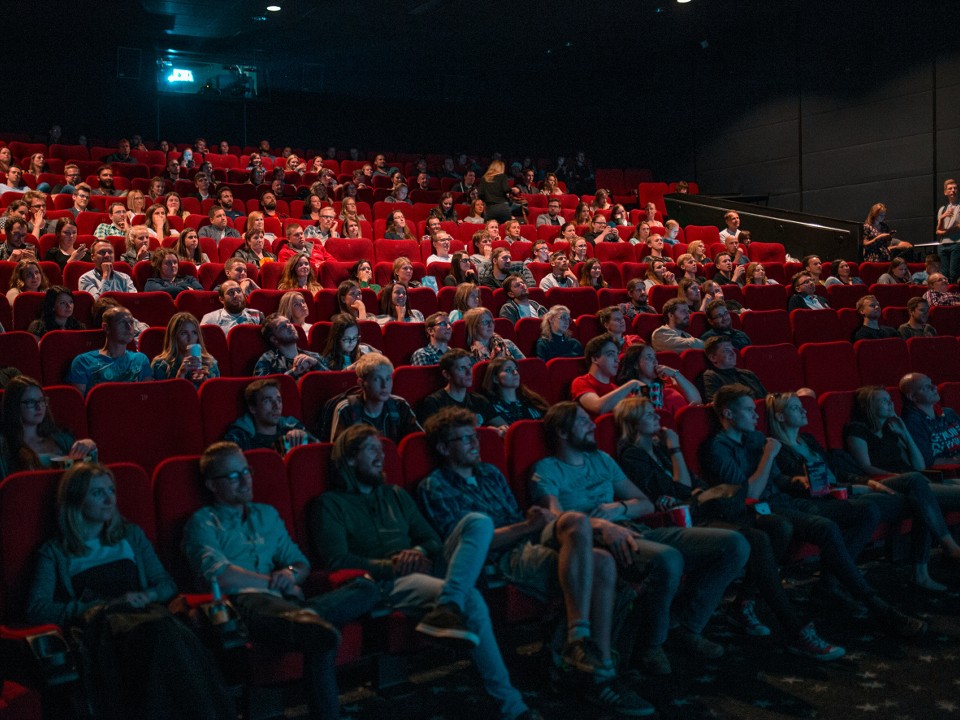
[[545, 287, 599, 319], [683, 225, 720, 245], [44, 384, 88, 438], [929, 305, 960, 337], [284, 442, 335, 552], [818, 391, 856, 450], [298, 370, 358, 437], [392, 364, 444, 411], [176, 290, 222, 320], [907, 336, 960, 383], [826, 284, 870, 309], [647, 285, 678, 313], [198, 374, 301, 445], [381, 322, 429, 366], [939, 382, 960, 413], [86, 379, 203, 472], [738, 309, 790, 346], [746, 242, 787, 263], [374, 239, 419, 264], [323, 238, 375, 264], [0, 332, 41, 381], [741, 284, 787, 311], [545, 356, 587, 404], [854, 338, 910, 387], [399, 427, 506, 496], [100, 291, 176, 328], [741, 344, 804, 394], [790, 308, 845, 345], [226, 323, 270, 377], [869, 283, 923, 308], [504, 420, 547, 510], [675, 404, 721, 477], [799, 341, 859, 394], [632, 313, 663, 343], [593, 243, 635, 263], [406, 287, 438, 318], [11, 292, 46, 331], [39, 329, 105, 386], [513, 317, 543, 357]]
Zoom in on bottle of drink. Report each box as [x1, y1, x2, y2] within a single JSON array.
[[208, 577, 230, 626]]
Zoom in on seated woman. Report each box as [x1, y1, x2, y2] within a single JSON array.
[[165, 192, 190, 221], [643, 260, 676, 292], [463, 199, 486, 225], [877, 257, 911, 284], [702, 279, 745, 314], [578, 257, 608, 290], [464, 307, 524, 363], [469, 230, 494, 266], [615, 343, 702, 414], [277, 254, 322, 294], [278, 290, 313, 335], [6, 259, 49, 304], [121, 225, 152, 265], [318, 312, 377, 371], [28, 286, 85, 338], [677, 278, 709, 313], [350, 258, 380, 293], [686, 240, 709, 264], [824, 259, 863, 286], [174, 228, 210, 265], [609, 203, 629, 227], [590, 188, 612, 211], [535, 304, 583, 361], [147, 176, 165, 201], [501, 219, 524, 245], [26, 463, 234, 720], [125, 190, 146, 223], [384, 210, 415, 240], [144, 203, 178, 239], [377, 282, 425, 325], [573, 202, 592, 226], [745, 262, 778, 285], [45, 218, 90, 269], [391, 256, 422, 289], [245, 211, 275, 242], [448, 282, 481, 323], [429, 192, 459, 223], [540, 172, 563, 196], [301, 192, 325, 228], [150, 311, 219, 384], [338, 196, 367, 224], [340, 217, 364, 240], [838, 387, 960, 589], [144, 249, 203, 297], [557, 221, 578, 244], [0, 376, 98, 478], [614, 396, 844, 660], [568, 237, 590, 266], [336, 280, 369, 321], [628, 221, 651, 247], [425, 232, 454, 265], [233, 229, 277, 268], [443, 251, 477, 287], [481, 356, 549, 424]]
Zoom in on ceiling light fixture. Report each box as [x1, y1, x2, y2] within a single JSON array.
[[677, 0, 692, 4], [266, 5, 281, 11]]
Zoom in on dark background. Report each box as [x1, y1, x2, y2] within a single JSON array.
[[3, 0, 958, 241]]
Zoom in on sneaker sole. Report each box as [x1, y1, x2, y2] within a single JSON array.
[[787, 645, 846, 662], [415, 622, 479, 648], [727, 616, 772, 637]]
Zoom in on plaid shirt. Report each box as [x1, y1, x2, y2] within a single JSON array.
[[253, 348, 322, 378], [418, 463, 525, 541], [924, 289, 960, 307], [410, 343, 446, 366]]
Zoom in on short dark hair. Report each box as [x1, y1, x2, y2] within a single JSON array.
[[713, 251, 731, 265], [199, 441, 242, 480], [703, 335, 733, 358], [438, 348, 472, 375], [907, 296, 928, 312], [791, 271, 812, 291], [712, 383, 754, 419], [661, 298, 686, 322], [424, 406, 477, 455], [244, 378, 279, 410], [801, 255, 820, 269], [597, 306, 621, 326], [583, 332, 615, 361], [331, 424, 380, 466], [543, 401, 580, 454], [261, 313, 283, 344], [705, 299, 727, 319]]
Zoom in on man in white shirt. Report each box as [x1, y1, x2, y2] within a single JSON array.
[[79, 239, 136, 299], [201, 280, 264, 332]]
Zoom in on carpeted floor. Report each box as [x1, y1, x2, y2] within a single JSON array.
[[286, 552, 960, 719]]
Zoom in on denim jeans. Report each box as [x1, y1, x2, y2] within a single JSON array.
[[387, 512, 527, 720], [632, 526, 750, 646], [938, 242, 960, 283]]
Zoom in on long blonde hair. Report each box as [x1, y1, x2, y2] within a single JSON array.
[[153, 312, 215, 371], [57, 464, 127, 557], [482, 160, 505, 183]]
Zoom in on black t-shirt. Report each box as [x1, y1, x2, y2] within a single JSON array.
[[417, 390, 498, 426], [842, 421, 911, 474]]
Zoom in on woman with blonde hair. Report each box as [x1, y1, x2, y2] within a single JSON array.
[[478, 159, 517, 222], [540, 172, 563, 196], [245, 210, 276, 242], [278, 290, 313, 335], [675, 253, 704, 284], [125, 189, 146, 222], [122, 224, 153, 265], [277, 254, 322, 293], [147, 176, 166, 200], [449, 282, 481, 323], [643, 260, 676, 291], [151, 311, 219, 383], [686, 240, 708, 263], [536, 305, 582, 361], [464, 307, 523, 363]]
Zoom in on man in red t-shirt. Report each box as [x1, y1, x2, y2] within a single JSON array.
[[570, 333, 644, 416]]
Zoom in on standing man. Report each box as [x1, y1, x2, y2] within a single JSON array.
[[936, 178, 960, 282]]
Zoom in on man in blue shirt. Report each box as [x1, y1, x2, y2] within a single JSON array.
[[67, 306, 151, 394]]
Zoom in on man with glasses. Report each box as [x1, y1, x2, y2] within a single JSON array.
[[700, 300, 751, 349], [69, 183, 93, 218], [51, 164, 81, 195], [94, 202, 128, 239], [199, 206, 240, 243], [305, 207, 338, 242], [183, 441, 378, 720], [411, 311, 453, 365], [536, 198, 566, 227], [923, 273, 960, 307], [222, 379, 314, 451], [279, 223, 333, 267], [78, 239, 136, 298], [425, 231, 454, 265], [91, 165, 124, 197], [0, 218, 39, 262], [788, 272, 830, 311], [480, 247, 535, 290], [67, 306, 151, 394], [254, 314, 322, 379]]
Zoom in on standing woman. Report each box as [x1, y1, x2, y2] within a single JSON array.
[[863, 203, 912, 262], [478, 160, 516, 222], [150, 311, 219, 383], [26, 463, 235, 720]]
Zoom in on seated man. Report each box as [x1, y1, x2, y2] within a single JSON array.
[[898, 296, 937, 338], [538, 251, 578, 290], [499, 275, 546, 321], [851, 295, 898, 341], [79, 239, 136, 299], [254, 313, 322, 378], [91, 166, 125, 197], [417, 349, 509, 429], [900, 372, 960, 468], [312, 425, 542, 720], [479, 248, 536, 290], [571, 334, 644, 417], [650, 299, 704, 352], [536, 198, 565, 226], [223, 378, 315, 451], [618, 279, 656, 317], [531, 402, 749, 667], [278, 223, 333, 268], [923, 273, 960, 307], [410, 312, 452, 366], [418, 408, 652, 717], [701, 336, 767, 402], [103, 138, 136, 164], [702, 384, 926, 638], [198, 206, 241, 243], [304, 206, 337, 240], [94, 202, 128, 239], [0, 217, 39, 262], [216, 186, 243, 220], [700, 300, 751, 349], [787, 272, 830, 311], [802, 255, 825, 286], [722, 232, 749, 267], [327, 353, 421, 443], [598, 306, 641, 352], [182, 442, 379, 720], [717, 210, 741, 245], [200, 280, 264, 332], [68, 306, 151, 394], [711, 251, 744, 286], [218, 257, 261, 297]]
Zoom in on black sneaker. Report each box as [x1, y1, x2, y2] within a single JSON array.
[[560, 638, 604, 674], [416, 603, 479, 648], [585, 679, 655, 717], [786, 623, 845, 661], [727, 599, 771, 637]]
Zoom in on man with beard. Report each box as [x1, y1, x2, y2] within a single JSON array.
[[104, 138, 136, 164], [700, 300, 752, 349], [163, 158, 181, 183], [498, 275, 546, 322], [200, 206, 241, 243], [222, 379, 313, 451], [310, 424, 544, 720], [259, 190, 287, 220], [90, 165, 125, 197], [200, 280, 264, 332], [650, 299, 705, 352], [215, 186, 243, 219], [254, 314, 322, 379]]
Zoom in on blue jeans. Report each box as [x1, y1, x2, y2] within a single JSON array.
[[632, 526, 750, 646], [938, 243, 960, 283], [784, 496, 880, 560], [387, 513, 527, 720]]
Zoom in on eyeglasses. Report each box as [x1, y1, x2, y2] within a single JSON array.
[[429, 320, 451, 329], [445, 432, 479, 446], [20, 396, 49, 410], [208, 467, 254, 483], [320, 214, 336, 220]]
